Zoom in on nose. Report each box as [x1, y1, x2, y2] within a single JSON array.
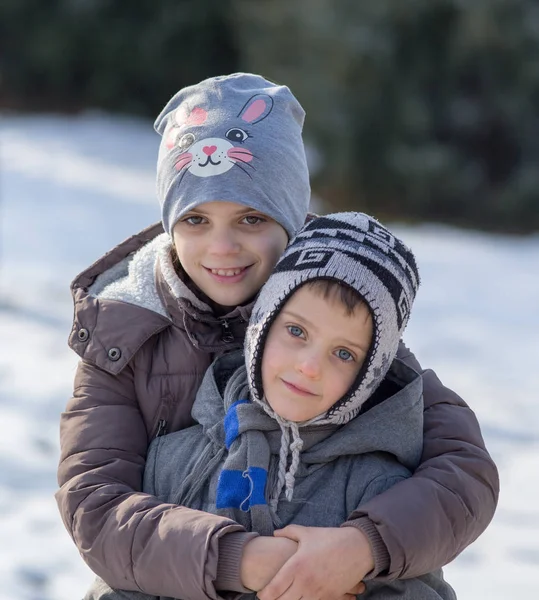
[[208, 227, 241, 256], [295, 351, 322, 380], [203, 145, 217, 156]]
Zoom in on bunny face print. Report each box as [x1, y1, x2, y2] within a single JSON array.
[[165, 94, 274, 180]]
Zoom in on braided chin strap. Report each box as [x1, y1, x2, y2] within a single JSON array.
[[267, 409, 304, 510]]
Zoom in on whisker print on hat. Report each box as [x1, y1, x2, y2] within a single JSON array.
[[228, 151, 258, 169], [175, 164, 190, 188], [231, 161, 254, 179]]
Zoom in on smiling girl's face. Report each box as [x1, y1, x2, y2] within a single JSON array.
[[172, 201, 288, 310], [261, 284, 373, 422]]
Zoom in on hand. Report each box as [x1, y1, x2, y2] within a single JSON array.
[[258, 525, 373, 600], [240, 536, 298, 592]]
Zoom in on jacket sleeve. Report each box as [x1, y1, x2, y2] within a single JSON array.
[[83, 575, 158, 600], [56, 359, 248, 600], [343, 341, 499, 580]]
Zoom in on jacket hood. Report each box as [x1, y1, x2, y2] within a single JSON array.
[[303, 357, 423, 471], [193, 351, 423, 472], [86, 227, 213, 317]]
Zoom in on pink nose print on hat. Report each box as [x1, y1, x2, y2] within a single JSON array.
[[203, 145, 217, 156]]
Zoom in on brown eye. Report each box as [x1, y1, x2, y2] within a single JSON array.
[[241, 215, 265, 225], [183, 215, 205, 225], [178, 133, 195, 151]]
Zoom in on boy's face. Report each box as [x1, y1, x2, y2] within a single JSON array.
[[172, 201, 288, 309], [261, 285, 373, 422]]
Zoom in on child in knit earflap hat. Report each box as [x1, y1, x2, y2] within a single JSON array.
[[85, 211, 458, 600], [242, 211, 421, 507]]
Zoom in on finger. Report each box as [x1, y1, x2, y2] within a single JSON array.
[[258, 572, 295, 600], [269, 579, 306, 600], [347, 582, 366, 595], [326, 593, 360, 600], [273, 524, 305, 541]]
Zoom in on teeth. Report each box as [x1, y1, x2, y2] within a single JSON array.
[[210, 268, 244, 276]]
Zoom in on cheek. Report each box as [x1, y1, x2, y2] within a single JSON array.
[[173, 239, 195, 271], [257, 231, 288, 267], [334, 368, 359, 397], [261, 334, 283, 381]]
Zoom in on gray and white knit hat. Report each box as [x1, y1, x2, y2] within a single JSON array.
[[154, 72, 311, 238], [245, 211, 421, 427]]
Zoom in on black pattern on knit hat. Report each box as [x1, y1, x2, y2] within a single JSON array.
[[244, 212, 420, 427]]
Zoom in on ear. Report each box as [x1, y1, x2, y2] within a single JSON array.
[[175, 106, 208, 127], [237, 94, 274, 124]]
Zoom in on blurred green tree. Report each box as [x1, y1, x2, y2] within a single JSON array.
[[0, 0, 238, 114], [231, 0, 539, 231], [2, 0, 538, 231]]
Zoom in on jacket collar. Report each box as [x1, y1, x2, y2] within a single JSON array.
[[69, 223, 171, 374], [155, 259, 251, 353]]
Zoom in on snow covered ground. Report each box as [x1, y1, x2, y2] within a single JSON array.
[[0, 112, 537, 600]]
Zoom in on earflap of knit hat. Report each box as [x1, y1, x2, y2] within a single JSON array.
[[154, 73, 310, 238], [245, 212, 420, 426]]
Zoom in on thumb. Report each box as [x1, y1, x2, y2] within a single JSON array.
[[348, 582, 366, 595], [273, 524, 306, 541]]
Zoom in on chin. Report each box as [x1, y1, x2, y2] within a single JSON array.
[[216, 295, 250, 308], [278, 410, 309, 423]]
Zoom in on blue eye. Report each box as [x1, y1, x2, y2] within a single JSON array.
[[336, 349, 354, 362], [287, 325, 304, 338]]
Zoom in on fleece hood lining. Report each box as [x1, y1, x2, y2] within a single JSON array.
[[89, 233, 212, 318]]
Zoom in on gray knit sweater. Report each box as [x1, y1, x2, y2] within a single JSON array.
[[85, 351, 456, 600]]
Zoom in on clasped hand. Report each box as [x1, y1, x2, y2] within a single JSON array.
[[241, 525, 373, 600]]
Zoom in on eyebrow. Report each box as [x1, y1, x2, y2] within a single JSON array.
[[282, 310, 370, 353], [189, 206, 257, 216]]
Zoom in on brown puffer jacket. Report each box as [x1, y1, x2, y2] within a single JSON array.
[[56, 223, 499, 598]]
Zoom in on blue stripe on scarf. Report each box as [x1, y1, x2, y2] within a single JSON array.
[[216, 467, 267, 510], [247, 467, 267, 506], [224, 399, 250, 449]]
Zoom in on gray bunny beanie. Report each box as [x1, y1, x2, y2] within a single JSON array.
[[154, 73, 311, 238], [245, 212, 421, 427]]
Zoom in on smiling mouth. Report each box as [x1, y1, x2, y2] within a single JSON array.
[[204, 266, 250, 277], [199, 156, 221, 167], [281, 379, 317, 396]]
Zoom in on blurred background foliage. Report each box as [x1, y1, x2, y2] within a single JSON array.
[[1, 0, 538, 232]]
